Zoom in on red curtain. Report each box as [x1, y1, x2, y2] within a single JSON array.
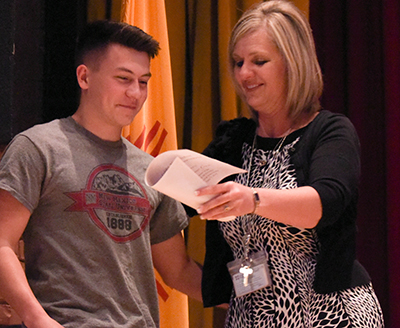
[[384, 0, 400, 326], [309, 0, 400, 327]]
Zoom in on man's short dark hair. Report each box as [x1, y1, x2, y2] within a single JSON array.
[[75, 20, 160, 67]]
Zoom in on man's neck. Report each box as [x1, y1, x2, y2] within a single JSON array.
[[72, 110, 122, 142]]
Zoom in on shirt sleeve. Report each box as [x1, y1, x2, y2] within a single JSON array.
[[0, 135, 46, 213], [307, 114, 361, 229], [149, 193, 189, 245]]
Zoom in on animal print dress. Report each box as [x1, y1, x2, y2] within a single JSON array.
[[219, 134, 384, 328]]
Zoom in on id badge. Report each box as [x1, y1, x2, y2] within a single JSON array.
[[227, 250, 272, 297]]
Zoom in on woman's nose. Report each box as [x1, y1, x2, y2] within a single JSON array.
[[238, 62, 254, 80]]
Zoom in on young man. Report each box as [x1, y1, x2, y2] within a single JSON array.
[[0, 20, 201, 328]]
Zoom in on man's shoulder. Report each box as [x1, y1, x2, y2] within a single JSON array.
[[8, 118, 81, 155], [19, 118, 66, 140]]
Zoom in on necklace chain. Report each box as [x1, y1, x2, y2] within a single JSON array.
[[273, 129, 291, 153]]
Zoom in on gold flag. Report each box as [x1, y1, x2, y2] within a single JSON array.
[[121, 0, 178, 155], [121, 1, 189, 328]]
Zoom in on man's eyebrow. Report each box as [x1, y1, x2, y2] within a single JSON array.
[[116, 67, 152, 78]]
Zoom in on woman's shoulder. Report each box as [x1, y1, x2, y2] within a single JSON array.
[[307, 110, 357, 138], [313, 110, 354, 127], [215, 117, 256, 136], [203, 117, 256, 163], [293, 110, 359, 159]]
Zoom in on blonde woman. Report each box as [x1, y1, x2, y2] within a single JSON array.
[[194, 1, 384, 327]]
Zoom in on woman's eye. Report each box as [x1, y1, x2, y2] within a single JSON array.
[[255, 60, 267, 66], [235, 61, 244, 68]]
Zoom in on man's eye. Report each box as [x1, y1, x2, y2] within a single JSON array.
[[117, 76, 129, 81]]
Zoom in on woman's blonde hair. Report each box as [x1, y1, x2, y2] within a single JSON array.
[[228, 0, 323, 121]]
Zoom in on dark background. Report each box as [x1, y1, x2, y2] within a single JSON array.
[[0, 0, 86, 147]]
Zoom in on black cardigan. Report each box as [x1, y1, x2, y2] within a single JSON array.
[[197, 110, 371, 307]]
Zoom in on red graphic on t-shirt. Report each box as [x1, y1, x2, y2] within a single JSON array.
[[65, 164, 151, 243]]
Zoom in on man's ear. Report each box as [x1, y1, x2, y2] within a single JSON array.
[[76, 64, 89, 90]]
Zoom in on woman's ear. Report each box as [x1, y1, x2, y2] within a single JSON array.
[[76, 64, 89, 90]]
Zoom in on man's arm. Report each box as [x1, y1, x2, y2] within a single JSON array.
[[0, 189, 63, 328], [151, 232, 202, 303]]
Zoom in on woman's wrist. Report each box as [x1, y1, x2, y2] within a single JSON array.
[[251, 188, 260, 214]]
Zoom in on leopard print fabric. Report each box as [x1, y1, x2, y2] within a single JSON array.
[[219, 136, 384, 328]]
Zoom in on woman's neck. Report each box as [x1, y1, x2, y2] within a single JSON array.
[[256, 111, 319, 138]]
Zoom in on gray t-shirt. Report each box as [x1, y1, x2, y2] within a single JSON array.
[[0, 117, 189, 328]]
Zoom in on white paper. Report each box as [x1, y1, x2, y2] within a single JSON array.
[[145, 149, 246, 215]]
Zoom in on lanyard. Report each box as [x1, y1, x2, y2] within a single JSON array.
[[241, 134, 258, 263]]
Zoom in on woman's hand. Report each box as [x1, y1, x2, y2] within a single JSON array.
[[196, 182, 255, 220], [196, 183, 322, 228]]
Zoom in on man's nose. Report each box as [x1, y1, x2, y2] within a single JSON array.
[[126, 81, 141, 98]]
